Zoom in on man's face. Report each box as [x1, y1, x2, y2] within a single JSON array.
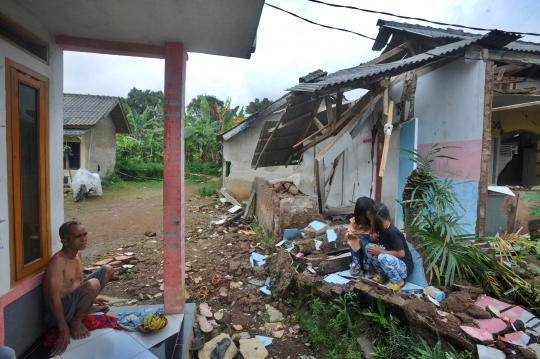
[[64, 224, 88, 250]]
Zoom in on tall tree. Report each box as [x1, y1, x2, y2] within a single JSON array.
[[123, 88, 164, 118], [246, 97, 272, 115], [187, 94, 224, 119]]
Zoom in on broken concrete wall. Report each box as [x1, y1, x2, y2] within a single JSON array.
[[254, 177, 322, 238]]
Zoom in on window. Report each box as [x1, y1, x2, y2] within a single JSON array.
[[0, 12, 48, 63], [63, 142, 81, 169], [6, 59, 50, 285]]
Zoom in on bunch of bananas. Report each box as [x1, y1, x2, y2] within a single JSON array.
[[139, 313, 168, 332]]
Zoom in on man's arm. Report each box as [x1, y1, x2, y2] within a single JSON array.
[[42, 258, 71, 356]]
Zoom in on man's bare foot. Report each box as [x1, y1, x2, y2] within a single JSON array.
[[84, 304, 109, 315], [69, 319, 90, 340]]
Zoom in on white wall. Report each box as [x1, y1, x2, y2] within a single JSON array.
[[0, 1, 64, 294], [86, 114, 117, 176]]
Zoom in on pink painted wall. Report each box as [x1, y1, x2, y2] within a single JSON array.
[[418, 139, 482, 181]]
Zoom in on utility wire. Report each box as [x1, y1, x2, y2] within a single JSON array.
[[265, 3, 528, 64], [306, 0, 540, 37]]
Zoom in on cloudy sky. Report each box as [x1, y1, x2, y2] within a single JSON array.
[[64, 0, 540, 110]]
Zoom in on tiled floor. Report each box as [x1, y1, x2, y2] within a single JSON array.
[[20, 304, 196, 359]]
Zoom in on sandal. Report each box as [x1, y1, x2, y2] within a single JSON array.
[[349, 267, 361, 278], [211, 273, 229, 287], [372, 273, 388, 284], [193, 322, 202, 337], [198, 315, 213, 333], [211, 337, 232, 359], [386, 281, 405, 292], [190, 334, 205, 351], [199, 303, 212, 318], [365, 269, 377, 280]]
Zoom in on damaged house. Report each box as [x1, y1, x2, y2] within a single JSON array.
[[242, 19, 540, 238]]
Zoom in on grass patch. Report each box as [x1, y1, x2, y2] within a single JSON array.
[[185, 162, 221, 176], [116, 161, 163, 181], [185, 173, 208, 185], [197, 179, 221, 197], [252, 216, 275, 249]]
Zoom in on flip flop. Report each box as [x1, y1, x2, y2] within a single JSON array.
[[190, 334, 205, 351], [372, 273, 388, 284], [198, 315, 213, 333], [349, 267, 361, 278], [193, 322, 202, 337], [211, 337, 231, 359], [386, 281, 405, 292], [200, 303, 212, 318]]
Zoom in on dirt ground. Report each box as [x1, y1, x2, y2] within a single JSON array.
[[64, 180, 314, 358]]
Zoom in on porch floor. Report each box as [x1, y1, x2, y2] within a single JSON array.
[[19, 303, 196, 359]]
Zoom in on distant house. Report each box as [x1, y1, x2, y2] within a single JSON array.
[[63, 94, 130, 178]]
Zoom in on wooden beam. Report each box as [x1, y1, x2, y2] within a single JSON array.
[[382, 88, 389, 116], [486, 50, 540, 66], [492, 100, 540, 112], [254, 148, 292, 155], [315, 159, 326, 213], [254, 111, 286, 169], [268, 112, 312, 133], [325, 153, 343, 198], [242, 190, 256, 219], [476, 61, 494, 237], [335, 92, 344, 124], [496, 68, 506, 81], [378, 101, 394, 177], [325, 96, 336, 128], [494, 78, 526, 85], [285, 97, 323, 167], [293, 124, 331, 148], [364, 37, 417, 65], [56, 35, 166, 59], [313, 117, 325, 130], [258, 133, 299, 143]]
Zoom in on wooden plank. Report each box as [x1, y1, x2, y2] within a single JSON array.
[[315, 159, 326, 213], [293, 124, 331, 148], [325, 153, 343, 198], [255, 111, 286, 169], [325, 95, 336, 127], [242, 190, 255, 219], [258, 133, 298, 143], [335, 92, 344, 124], [285, 98, 323, 167], [494, 78, 526, 85], [382, 88, 389, 116], [364, 37, 417, 65], [267, 112, 311, 133], [492, 100, 540, 112], [487, 51, 540, 66], [315, 93, 383, 162], [378, 101, 394, 177], [496, 68, 506, 81], [220, 187, 242, 208], [313, 116, 325, 130], [476, 61, 494, 238]]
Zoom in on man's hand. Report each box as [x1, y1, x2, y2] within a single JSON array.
[[345, 231, 357, 240], [367, 244, 383, 255], [51, 326, 70, 357], [94, 297, 109, 306]]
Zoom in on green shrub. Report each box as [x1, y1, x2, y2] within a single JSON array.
[[197, 180, 221, 196], [116, 161, 163, 181], [185, 161, 221, 176], [101, 173, 123, 187]]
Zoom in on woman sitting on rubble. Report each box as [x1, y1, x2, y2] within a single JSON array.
[[345, 196, 377, 278], [364, 202, 414, 291]]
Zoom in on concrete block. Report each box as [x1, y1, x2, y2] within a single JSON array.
[[476, 345, 506, 359]]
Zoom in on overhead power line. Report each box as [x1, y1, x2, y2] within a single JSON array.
[[306, 0, 540, 37], [264, 3, 521, 63]]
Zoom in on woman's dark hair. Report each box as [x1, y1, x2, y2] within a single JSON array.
[[368, 202, 391, 233], [354, 197, 375, 226]]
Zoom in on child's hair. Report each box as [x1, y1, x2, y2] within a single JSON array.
[[367, 202, 391, 233], [354, 197, 375, 226]]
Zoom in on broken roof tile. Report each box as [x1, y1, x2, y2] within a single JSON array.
[[475, 318, 508, 334], [474, 295, 513, 312]]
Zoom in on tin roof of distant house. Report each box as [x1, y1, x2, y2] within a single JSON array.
[[63, 94, 130, 134]]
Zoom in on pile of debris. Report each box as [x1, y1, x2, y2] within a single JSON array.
[[193, 302, 295, 359], [271, 180, 301, 195]]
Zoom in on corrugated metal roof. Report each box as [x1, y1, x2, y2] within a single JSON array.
[[374, 19, 540, 54], [64, 94, 131, 134], [63, 129, 88, 137], [287, 30, 520, 95]]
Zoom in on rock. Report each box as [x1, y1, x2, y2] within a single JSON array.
[[238, 332, 251, 340], [115, 255, 133, 263], [476, 344, 506, 359], [160, 284, 164, 291], [466, 305, 491, 319], [239, 338, 269, 359], [295, 238, 315, 254], [146, 294, 153, 300], [138, 293, 144, 300], [265, 305, 284, 322], [229, 261, 241, 272], [357, 334, 376, 359], [198, 334, 237, 359], [214, 312, 224, 321], [272, 330, 285, 339], [108, 261, 124, 267], [130, 260, 139, 265], [253, 266, 267, 279], [233, 324, 243, 331], [94, 258, 113, 266], [208, 328, 221, 340], [288, 185, 299, 195], [122, 264, 135, 269], [514, 320, 526, 332], [144, 240, 158, 249], [230, 282, 241, 289], [144, 230, 157, 237], [153, 293, 163, 298], [518, 347, 537, 359]]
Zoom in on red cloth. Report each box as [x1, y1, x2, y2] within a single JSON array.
[[43, 314, 122, 347]]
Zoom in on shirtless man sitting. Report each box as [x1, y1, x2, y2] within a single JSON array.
[[42, 220, 114, 357]]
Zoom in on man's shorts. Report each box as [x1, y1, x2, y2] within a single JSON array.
[[44, 265, 108, 327]]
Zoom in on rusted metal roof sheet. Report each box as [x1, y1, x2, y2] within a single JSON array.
[[64, 94, 130, 134], [287, 31, 520, 95]]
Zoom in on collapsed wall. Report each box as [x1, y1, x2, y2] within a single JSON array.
[[253, 176, 323, 237]]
